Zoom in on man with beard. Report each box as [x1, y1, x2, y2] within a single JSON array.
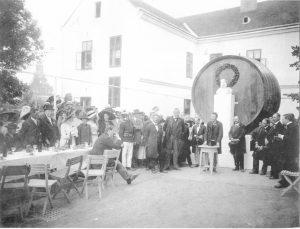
[[228, 116, 246, 172]]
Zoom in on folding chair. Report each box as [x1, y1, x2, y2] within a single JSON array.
[[26, 164, 57, 216], [104, 149, 121, 186], [0, 165, 30, 221], [50, 155, 83, 203], [280, 170, 300, 196], [81, 155, 107, 200]]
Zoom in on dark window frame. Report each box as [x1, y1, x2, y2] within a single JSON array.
[[81, 40, 93, 70], [184, 99, 191, 115], [95, 1, 101, 18]]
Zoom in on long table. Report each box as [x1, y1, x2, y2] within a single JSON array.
[[0, 148, 91, 170]]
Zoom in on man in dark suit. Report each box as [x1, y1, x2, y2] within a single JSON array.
[[143, 113, 163, 173], [191, 118, 206, 167], [163, 108, 185, 170], [17, 107, 40, 149], [39, 104, 60, 147], [90, 126, 139, 184], [229, 116, 246, 172], [275, 113, 299, 188], [250, 118, 270, 174], [266, 113, 285, 179], [203, 112, 223, 172]]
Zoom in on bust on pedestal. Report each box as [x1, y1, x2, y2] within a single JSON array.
[[214, 79, 235, 168]]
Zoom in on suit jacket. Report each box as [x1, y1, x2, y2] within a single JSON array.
[[204, 120, 223, 154], [18, 117, 40, 147], [90, 133, 121, 156], [228, 123, 246, 153], [266, 122, 284, 153], [251, 126, 268, 147], [39, 113, 60, 147], [143, 120, 163, 159], [191, 124, 206, 146], [163, 116, 184, 150], [132, 117, 144, 144], [282, 122, 299, 160]]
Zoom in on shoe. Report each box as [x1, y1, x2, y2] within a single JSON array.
[[274, 184, 287, 189], [213, 168, 217, 173], [189, 164, 196, 168], [194, 164, 199, 167], [151, 169, 159, 174], [127, 174, 140, 185], [260, 172, 266, 175], [160, 170, 168, 173], [202, 168, 209, 172], [126, 167, 131, 171], [233, 168, 239, 171], [269, 176, 279, 180], [173, 167, 181, 170], [240, 169, 245, 172], [249, 171, 258, 174]]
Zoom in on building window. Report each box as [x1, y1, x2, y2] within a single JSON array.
[[109, 36, 122, 67], [95, 2, 101, 18], [81, 41, 93, 70], [246, 49, 261, 61], [184, 99, 191, 115], [210, 53, 222, 61], [186, 52, 193, 78], [242, 16, 251, 24], [108, 77, 121, 107]]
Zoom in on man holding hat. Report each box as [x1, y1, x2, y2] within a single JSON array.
[[39, 103, 60, 147]]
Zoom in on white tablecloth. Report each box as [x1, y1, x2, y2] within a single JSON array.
[[0, 148, 91, 170]]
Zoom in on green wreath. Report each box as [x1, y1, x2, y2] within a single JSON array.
[[215, 63, 239, 87]]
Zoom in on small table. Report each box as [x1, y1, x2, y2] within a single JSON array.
[[198, 145, 219, 175]]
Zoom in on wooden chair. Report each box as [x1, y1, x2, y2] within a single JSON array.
[[280, 170, 300, 196], [81, 155, 108, 200], [0, 165, 30, 222], [103, 149, 121, 186], [50, 155, 83, 203], [26, 164, 57, 216]]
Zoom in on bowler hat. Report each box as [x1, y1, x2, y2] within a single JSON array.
[[43, 103, 54, 111]]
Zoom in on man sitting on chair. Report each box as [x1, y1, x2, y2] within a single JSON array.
[[90, 126, 139, 184]]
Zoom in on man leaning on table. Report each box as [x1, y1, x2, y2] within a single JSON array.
[[90, 126, 139, 185]]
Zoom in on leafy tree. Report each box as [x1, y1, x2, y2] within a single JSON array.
[[284, 45, 300, 117], [0, 0, 43, 106]]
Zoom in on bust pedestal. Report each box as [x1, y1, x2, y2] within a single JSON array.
[[214, 93, 235, 168]]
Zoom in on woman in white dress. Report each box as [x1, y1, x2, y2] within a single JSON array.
[[60, 111, 78, 147]]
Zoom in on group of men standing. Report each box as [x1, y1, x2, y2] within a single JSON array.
[[250, 113, 299, 188]]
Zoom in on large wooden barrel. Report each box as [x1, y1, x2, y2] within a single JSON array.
[[192, 55, 281, 132]]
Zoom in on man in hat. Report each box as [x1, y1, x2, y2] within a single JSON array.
[[4, 123, 19, 152], [119, 111, 135, 169], [77, 113, 92, 145], [131, 109, 144, 168], [90, 126, 139, 184], [39, 103, 60, 147], [17, 107, 41, 149]]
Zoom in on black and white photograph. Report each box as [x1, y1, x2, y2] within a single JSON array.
[[0, 0, 299, 227]]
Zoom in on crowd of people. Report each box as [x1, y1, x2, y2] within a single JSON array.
[[0, 93, 299, 189]]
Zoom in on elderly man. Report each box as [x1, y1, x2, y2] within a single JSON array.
[[39, 104, 60, 147], [275, 113, 299, 188], [229, 116, 246, 172], [203, 112, 223, 172], [191, 118, 206, 167], [163, 108, 185, 170], [90, 126, 139, 185]]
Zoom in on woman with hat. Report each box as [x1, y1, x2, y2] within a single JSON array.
[[59, 108, 78, 147], [4, 123, 20, 152]]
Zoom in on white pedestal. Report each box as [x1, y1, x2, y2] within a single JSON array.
[[244, 134, 253, 170], [214, 93, 235, 168]]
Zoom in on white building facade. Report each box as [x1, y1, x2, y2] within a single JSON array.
[[60, 0, 299, 118]]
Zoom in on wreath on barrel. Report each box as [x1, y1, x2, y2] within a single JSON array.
[[215, 63, 239, 87]]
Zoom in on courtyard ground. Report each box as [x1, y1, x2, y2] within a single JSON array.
[[3, 162, 299, 228]]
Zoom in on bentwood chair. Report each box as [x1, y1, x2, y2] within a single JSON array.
[[26, 164, 57, 216], [0, 165, 31, 221], [50, 155, 83, 203], [103, 150, 121, 187], [81, 155, 108, 200]]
